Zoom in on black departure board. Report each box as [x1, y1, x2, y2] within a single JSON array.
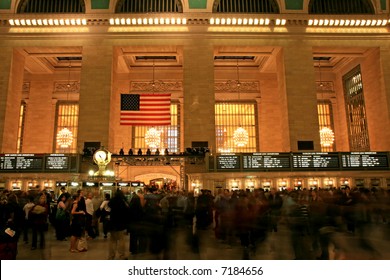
[[0, 154, 43, 171], [45, 154, 69, 170], [216, 155, 240, 170], [0, 154, 79, 172], [341, 152, 389, 169], [242, 153, 291, 170], [292, 153, 340, 169]]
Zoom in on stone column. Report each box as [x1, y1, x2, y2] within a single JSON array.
[[78, 45, 113, 151], [23, 79, 56, 152], [0, 49, 25, 153], [183, 43, 215, 151], [282, 45, 320, 151]]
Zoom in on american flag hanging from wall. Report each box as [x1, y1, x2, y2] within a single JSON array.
[[120, 93, 171, 126]]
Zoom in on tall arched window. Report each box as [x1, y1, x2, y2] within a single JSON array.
[[309, 0, 375, 14], [115, 0, 183, 13], [213, 0, 279, 13], [17, 0, 85, 13]]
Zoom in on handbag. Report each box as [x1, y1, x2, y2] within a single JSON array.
[[77, 236, 88, 252], [56, 208, 67, 221]]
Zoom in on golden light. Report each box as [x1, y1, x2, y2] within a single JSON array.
[[320, 127, 335, 147], [57, 127, 73, 148], [145, 127, 161, 149], [233, 127, 249, 147]]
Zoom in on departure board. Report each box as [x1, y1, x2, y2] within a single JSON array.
[[292, 153, 340, 169], [0, 154, 79, 172], [45, 154, 69, 170], [242, 153, 291, 170], [341, 152, 389, 169], [0, 154, 43, 171], [216, 155, 240, 170]]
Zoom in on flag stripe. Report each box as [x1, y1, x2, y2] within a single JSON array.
[[120, 93, 171, 126]]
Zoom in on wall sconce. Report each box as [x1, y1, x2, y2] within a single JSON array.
[[44, 182, 49, 187], [12, 181, 18, 188], [231, 179, 238, 187]]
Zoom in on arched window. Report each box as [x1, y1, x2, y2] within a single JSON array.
[[17, 0, 85, 13], [115, 0, 183, 13], [213, 0, 280, 13], [309, 0, 375, 14]]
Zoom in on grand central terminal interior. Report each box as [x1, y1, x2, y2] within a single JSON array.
[[1, 0, 390, 194]]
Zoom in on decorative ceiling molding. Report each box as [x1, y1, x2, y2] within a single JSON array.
[[316, 81, 334, 92], [215, 80, 259, 93], [54, 81, 80, 93], [130, 80, 183, 92]]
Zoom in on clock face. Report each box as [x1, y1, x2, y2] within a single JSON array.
[[95, 151, 107, 161]]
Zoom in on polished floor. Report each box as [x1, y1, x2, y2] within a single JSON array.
[[14, 220, 390, 260]]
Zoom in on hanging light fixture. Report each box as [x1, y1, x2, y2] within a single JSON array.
[[320, 127, 335, 147], [317, 58, 335, 148], [56, 61, 74, 149], [145, 127, 161, 149], [233, 59, 249, 147]]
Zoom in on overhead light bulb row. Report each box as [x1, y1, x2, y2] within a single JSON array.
[[209, 17, 279, 25], [9, 18, 87, 26], [7, 17, 389, 27], [109, 17, 187, 25], [308, 18, 388, 27]]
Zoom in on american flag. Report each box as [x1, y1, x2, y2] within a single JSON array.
[[120, 93, 171, 126]]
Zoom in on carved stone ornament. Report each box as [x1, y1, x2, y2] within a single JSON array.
[[215, 80, 259, 93], [316, 81, 334, 92], [54, 81, 80, 93], [130, 81, 183, 92]]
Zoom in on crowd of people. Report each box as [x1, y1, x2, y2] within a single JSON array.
[[1, 184, 389, 260]]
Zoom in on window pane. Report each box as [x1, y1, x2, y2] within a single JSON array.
[[215, 102, 257, 153], [133, 104, 179, 154], [55, 102, 79, 153]]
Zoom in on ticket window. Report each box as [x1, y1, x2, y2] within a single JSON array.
[[246, 180, 255, 191], [262, 181, 271, 192], [370, 178, 380, 189], [231, 180, 239, 191], [278, 180, 287, 192], [340, 179, 350, 189], [294, 180, 303, 190], [324, 179, 334, 189], [309, 179, 318, 190]]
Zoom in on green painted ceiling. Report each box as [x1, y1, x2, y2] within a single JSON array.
[[189, 0, 207, 9], [91, 0, 110, 9]]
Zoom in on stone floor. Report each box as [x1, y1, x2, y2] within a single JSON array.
[[14, 221, 390, 261]]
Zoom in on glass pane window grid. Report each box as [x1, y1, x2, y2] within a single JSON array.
[[133, 104, 179, 154], [17, 102, 27, 153], [55, 102, 79, 153], [317, 101, 335, 152], [215, 103, 257, 153], [343, 66, 370, 151]]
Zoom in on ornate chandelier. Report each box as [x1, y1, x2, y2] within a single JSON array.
[[233, 126, 249, 147], [57, 127, 73, 148], [233, 59, 248, 148], [56, 61, 73, 149], [145, 127, 161, 149], [320, 127, 335, 147]]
